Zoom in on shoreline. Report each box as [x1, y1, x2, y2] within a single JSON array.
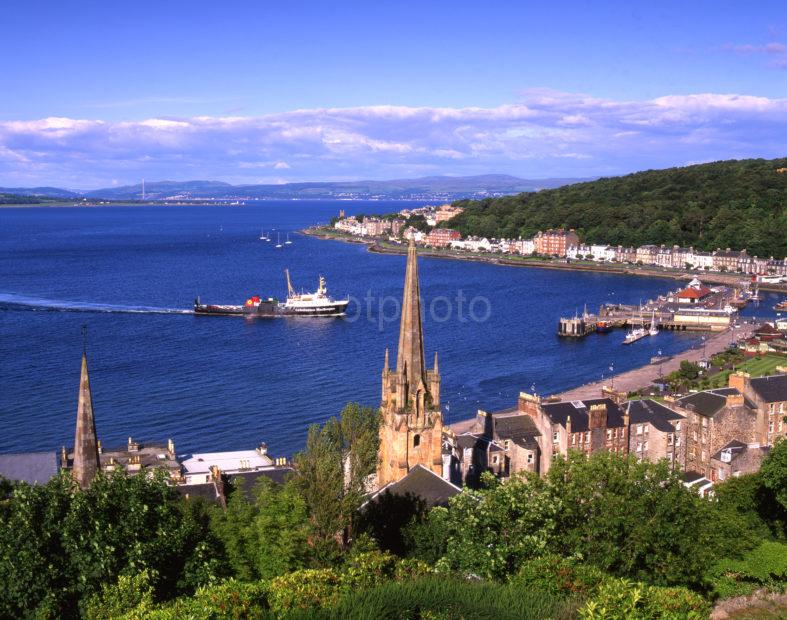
[[554, 321, 756, 401], [302, 226, 787, 293]]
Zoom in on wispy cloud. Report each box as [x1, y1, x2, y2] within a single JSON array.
[[1, 90, 786, 187], [721, 41, 787, 69]]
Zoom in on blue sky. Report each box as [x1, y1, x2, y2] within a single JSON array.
[[0, 0, 785, 187]]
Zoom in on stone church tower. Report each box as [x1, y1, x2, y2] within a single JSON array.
[[72, 349, 100, 488], [378, 239, 443, 487]]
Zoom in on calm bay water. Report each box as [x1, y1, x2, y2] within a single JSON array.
[[0, 202, 777, 457]]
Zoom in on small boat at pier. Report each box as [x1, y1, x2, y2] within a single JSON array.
[[596, 320, 612, 333], [775, 300, 787, 312], [623, 326, 647, 345], [648, 311, 659, 336]]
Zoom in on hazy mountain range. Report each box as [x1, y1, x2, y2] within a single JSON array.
[[1, 175, 589, 202]]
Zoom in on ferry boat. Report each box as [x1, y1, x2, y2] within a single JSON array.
[[775, 300, 787, 312], [194, 271, 349, 317]]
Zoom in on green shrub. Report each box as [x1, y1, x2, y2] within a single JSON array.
[[306, 575, 576, 620], [131, 579, 271, 620], [268, 568, 344, 612], [84, 570, 156, 619], [707, 541, 787, 599], [579, 577, 709, 619], [514, 554, 606, 596]]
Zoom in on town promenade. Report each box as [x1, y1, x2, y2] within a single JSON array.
[[555, 321, 757, 401]]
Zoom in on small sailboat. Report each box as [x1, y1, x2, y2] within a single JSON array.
[[285, 233, 292, 245], [648, 311, 659, 336], [259, 228, 269, 241], [275, 233, 283, 249]]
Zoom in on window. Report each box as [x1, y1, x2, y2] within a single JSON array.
[[504, 440, 510, 451], [637, 425, 643, 435], [769, 403, 775, 414], [702, 450, 707, 462], [606, 429, 612, 440], [636, 441, 643, 451], [413, 434, 420, 448], [643, 440, 649, 451], [492, 455, 499, 465], [527, 453, 533, 464], [693, 430, 698, 441], [553, 431, 559, 443], [675, 421, 682, 431], [572, 435, 576, 445], [701, 417, 708, 428], [667, 434, 673, 445], [769, 421, 774, 433], [586, 431, 591, 443], [676, 437, 681, 447]]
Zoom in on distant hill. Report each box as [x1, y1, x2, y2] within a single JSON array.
[[447, 158, 787, 258], [0, 175, 587, 202]]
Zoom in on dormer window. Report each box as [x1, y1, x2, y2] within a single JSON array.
[[413, 434, 421, 448]]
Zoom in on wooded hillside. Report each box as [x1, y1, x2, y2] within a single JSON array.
[[448, 158, 787, 258]]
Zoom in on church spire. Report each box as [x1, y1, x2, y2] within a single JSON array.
[[72, 335, 100, 489], [396, 239, 426, 389]]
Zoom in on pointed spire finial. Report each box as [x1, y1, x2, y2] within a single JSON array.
[[383, 347, 389, 373], [73, 339, 100, 489], [433, 351, 439, 373], [396, 235, 426, 389]]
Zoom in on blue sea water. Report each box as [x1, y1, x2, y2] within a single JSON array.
[[0, 202, 779, 458]]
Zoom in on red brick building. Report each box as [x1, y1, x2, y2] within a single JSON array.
[[533, 229, 579, 257], [426, 228, 461, 248]]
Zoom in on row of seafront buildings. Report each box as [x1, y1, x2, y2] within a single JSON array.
[[446, 371, 787, 494], [333, 209, 787, 279]]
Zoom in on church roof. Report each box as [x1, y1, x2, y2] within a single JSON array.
[[370, 465, 461, 508]]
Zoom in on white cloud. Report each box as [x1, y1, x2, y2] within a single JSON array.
[[0, 91, 786, 187]]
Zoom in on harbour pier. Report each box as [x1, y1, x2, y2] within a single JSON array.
[[557, 279, 754, 339]]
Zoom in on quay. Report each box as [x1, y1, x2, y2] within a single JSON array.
[[557, 278, 757, 338]]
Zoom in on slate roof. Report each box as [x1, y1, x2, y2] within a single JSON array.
[[491, 411, 541, 442], [541, 398, 626, 431], [228, 467, 296, 499], [710, 440, 748, 462], [456, 433, 489, 451], [371, 464, 461, 507], [748, 374, 787, 403], [0, 452, 59, 485], [677, 388, 755, 417], [177, 482, 223, 502], [627, 399, 684, 433]]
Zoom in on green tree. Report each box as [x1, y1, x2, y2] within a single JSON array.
[[545, 451, 715, 587], [0, 470, 222, 618], [294, 402, 380, 554], [761, 439, 787, 513], [436, 472, 559, 580], [210, 476, 310, 580]]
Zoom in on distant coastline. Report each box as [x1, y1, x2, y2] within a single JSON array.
[[302, 226, 787, 294]]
